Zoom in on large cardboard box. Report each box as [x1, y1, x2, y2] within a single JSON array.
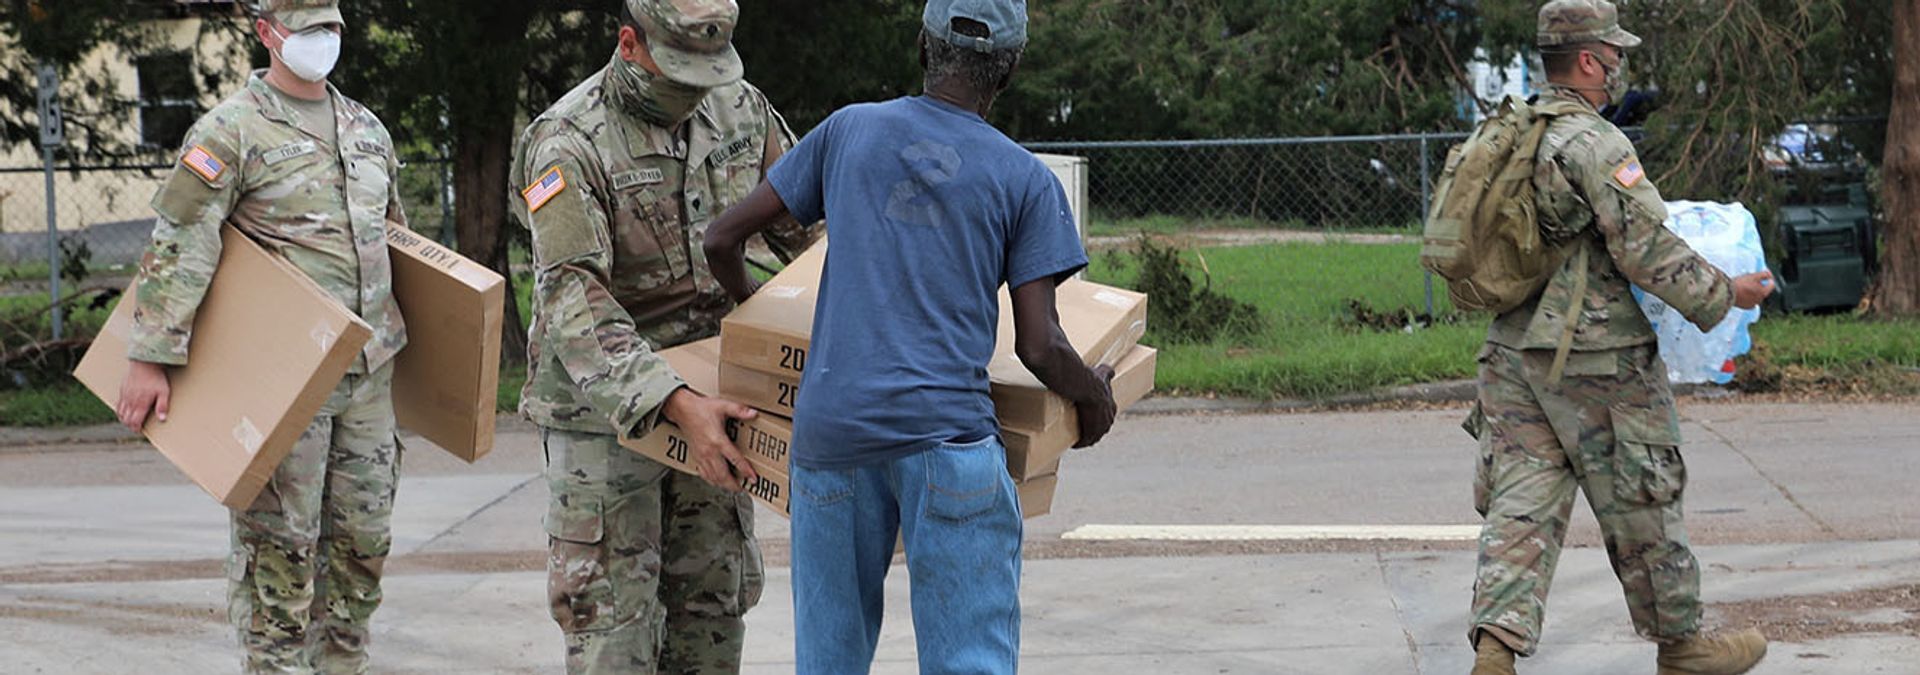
[[988, 281, 1147, 431], [626, 420, 792, 516], [719, 344, 1156, 481], [718, 242, 1148, 429], [621, 338, 793, 514], [1002, 345, 1158, 479], [386, 224, 505, 462], [74, 225, 372, 508], [718, 360, 801, 418], [1018, 473, 1060, 519], [718, 245, 823, 378]]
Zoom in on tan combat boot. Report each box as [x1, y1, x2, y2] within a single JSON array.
[[1471, 635, 1517, 675], [1656, 629, 1768, 675]]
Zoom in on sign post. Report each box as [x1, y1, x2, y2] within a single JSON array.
[[37, 64, 65, 340]]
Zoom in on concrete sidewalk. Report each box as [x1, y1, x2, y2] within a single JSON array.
[[4, 403, 1917, 673], [3, 541, 1916, 673]]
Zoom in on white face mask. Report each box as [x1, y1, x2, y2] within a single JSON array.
[[271, 25, 341, 83]]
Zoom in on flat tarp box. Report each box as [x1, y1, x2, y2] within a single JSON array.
[[717, 244, 824, 378], [1001, 345, 1158, 479], [386, 223, 506, 462], [987, 281, 1147, 432], [74, 225, 372, 508], [1018, 473, 1060, 519], [620, 338, 793, 515]]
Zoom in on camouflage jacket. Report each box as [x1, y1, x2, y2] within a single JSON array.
[[1487, 87, 1733, 352], [133, 71, 408, 374], [510, 59, 820, 436]]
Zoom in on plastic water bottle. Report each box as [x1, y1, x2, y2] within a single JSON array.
[[1632, 202, 1766, 385]]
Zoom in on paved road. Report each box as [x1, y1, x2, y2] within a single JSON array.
[[2, 401, 1916, 673]]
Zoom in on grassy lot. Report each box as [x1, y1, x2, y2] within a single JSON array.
[[5, 240, 1918, 426], [1088, 240, 1920, 400], [1088, 241, 1483, 399]]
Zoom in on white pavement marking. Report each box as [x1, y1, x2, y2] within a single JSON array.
[[1060, 524, 1483, 542]]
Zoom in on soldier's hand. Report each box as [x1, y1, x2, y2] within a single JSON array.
[[1072, 365, 1118, 449], [1732, 271, 1776, 310], [117, 360, 172, 433], [663, 388, 760, 491]]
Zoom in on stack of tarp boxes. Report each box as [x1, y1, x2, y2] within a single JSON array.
[[624, 242, 1156, 520]]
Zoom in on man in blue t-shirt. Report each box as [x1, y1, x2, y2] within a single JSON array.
[[704, 1, 1117, 671]]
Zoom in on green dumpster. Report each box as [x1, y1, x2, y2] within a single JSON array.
[[1777, 195, 1873, 312]]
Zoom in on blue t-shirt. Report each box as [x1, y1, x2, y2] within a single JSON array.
[[768, 96, 1088, 470]]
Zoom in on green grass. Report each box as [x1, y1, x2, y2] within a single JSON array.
[[0, 382, 115, 427], [1086, 214, 1417, 239], [0, 291, 118, 342], [1750, 314, 1920, 369], [1090, 241, 1482, 399], [5, 242, 1917, 427], [1089, 241, 1920, 400], [498, 364, 526, 413]]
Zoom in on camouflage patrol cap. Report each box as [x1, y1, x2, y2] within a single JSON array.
[[1537, 0, 1641, 49], [629, 0, 743, 88], [259, 0, 343, 32]]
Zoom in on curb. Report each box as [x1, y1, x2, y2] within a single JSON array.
[[1127, 380, 1479, 416], [0, 413, 541, 453], [2, 383, 1736, 449], [0, 424, 143, 450], [1127, 380, 1729, 416]]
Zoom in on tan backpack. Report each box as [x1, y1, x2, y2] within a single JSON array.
[[1420, 95, 1592, 314]]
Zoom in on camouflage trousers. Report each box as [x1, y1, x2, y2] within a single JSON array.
[[229, 364, 400, 675], [1466, 343, 1701, 656], [541, 428, 764, 674]]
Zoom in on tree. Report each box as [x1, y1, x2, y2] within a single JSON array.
[[334, 1, 624, 365], [996, 0, 1488, 141], [1869, 1, 1919, 316], [734, 1, 922, 134]]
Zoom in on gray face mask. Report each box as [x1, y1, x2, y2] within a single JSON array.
[[605, 54, 709, 126]]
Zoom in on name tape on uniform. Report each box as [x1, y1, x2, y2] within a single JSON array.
[[264, 141, 317, 165], [612, 168, 665, 190]]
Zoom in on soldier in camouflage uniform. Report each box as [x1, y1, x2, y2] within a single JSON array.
[[508, 1, 819, 672], [1465, 3, 1778, 675], [113, 1, 408, 673]]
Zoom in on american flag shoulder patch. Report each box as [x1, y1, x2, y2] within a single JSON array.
[[1613, 159, 1645, 189], [182, 145, 227, 184], [522, 166, 568, 213]]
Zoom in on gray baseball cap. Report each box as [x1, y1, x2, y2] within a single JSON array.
[[923, 0, 1028, 52]]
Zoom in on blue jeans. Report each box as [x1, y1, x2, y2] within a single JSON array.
[[790, 437, 1024, 675]]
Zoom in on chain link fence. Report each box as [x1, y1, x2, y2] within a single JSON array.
[[1026, 133, 1465, 232], [1, 120, 1884, 316], [0, 156, 455, 290]]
